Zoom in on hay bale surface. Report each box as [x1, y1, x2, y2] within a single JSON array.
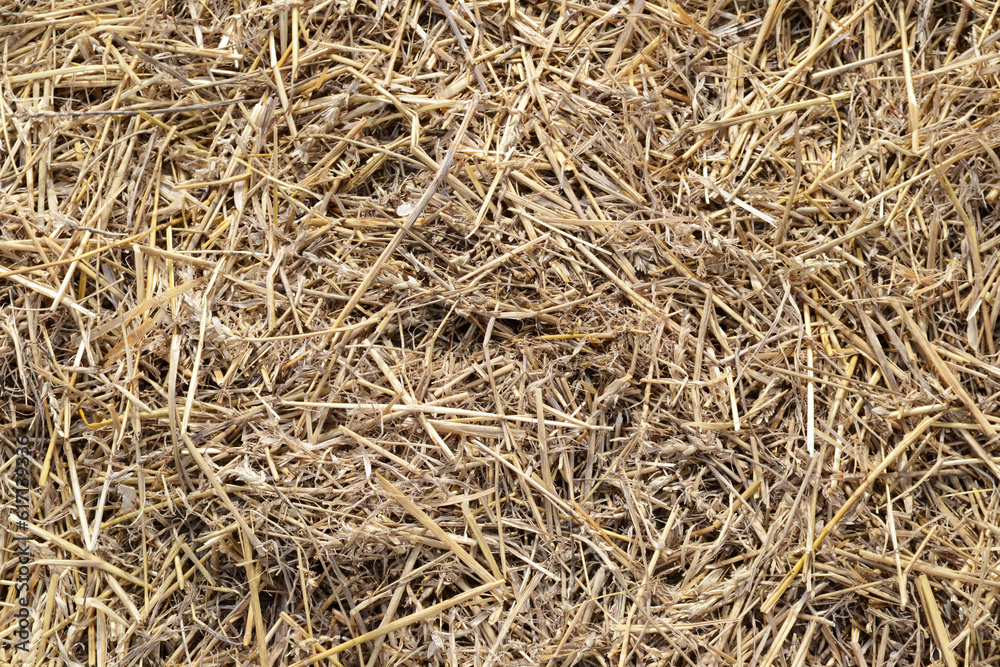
[[2, 0, 1000, 664]]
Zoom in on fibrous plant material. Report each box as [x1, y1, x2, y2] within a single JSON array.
[[2, 0, 1000, 665]]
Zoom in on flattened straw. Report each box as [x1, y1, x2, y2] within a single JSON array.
[[916, 574, 959, 667], [329, 92, 480, 332], [8, 1, 1000, 664], [763, 413, 942, 612], [288, 581, 504, 666]]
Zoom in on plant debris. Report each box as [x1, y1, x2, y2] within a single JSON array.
[[3, 0, 1000, 665]]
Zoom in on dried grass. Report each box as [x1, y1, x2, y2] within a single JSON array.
[[2, 0, 1000, 665]]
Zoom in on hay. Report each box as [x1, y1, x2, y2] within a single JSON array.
[[2, 0, 1000, 664]]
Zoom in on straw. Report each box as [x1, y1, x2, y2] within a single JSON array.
[[4, 0, 1000, 665]]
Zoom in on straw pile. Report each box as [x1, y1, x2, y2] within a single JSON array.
[[2, 0, 1000, 664]]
